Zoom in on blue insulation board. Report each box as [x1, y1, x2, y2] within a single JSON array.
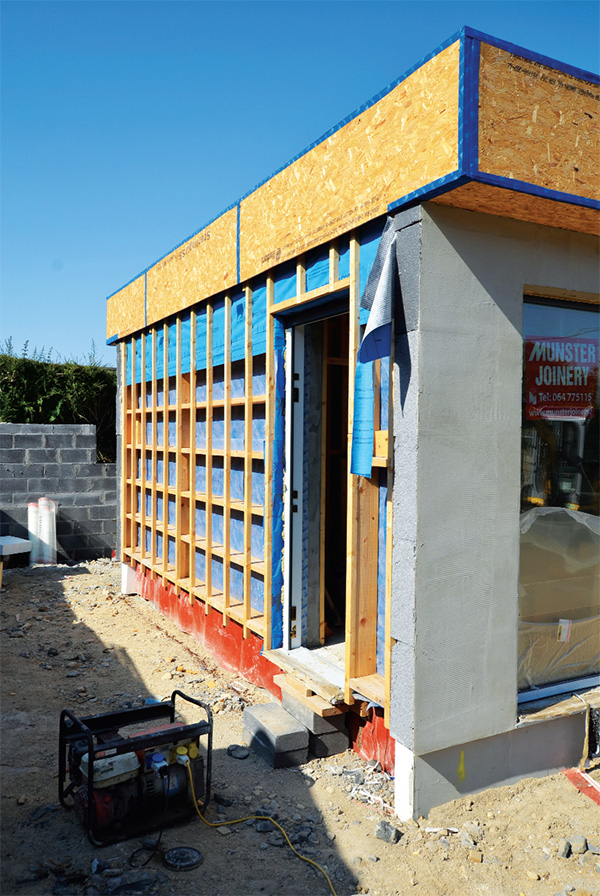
[[230, 563, 243, 601], [231, 462, 244, 502], [305, 244, 330, 293], [377, 471, 387, 676], [212, 299, 225, 366], [195, 549, 206, 582], [231, 289, 246, 363], [195, 503, 206, 540], [273, 261, 297, 304], [196, 308, 207, 370], [145, 332, 153, 382], [252, 280, 267, 355], [167, 321, 177, 378], [156, 328, 165, 380]]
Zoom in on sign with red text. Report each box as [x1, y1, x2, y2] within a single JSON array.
[[525, 336, 598, 421]]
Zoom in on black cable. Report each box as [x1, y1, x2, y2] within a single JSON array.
[[128, 766, 171, 868]]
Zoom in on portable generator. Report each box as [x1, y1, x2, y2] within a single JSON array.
[[59, 690, 212, 846]]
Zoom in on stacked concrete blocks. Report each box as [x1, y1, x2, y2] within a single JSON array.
[[0, 423, 116, 563], [243, 703, 309, 768], [281, 690, 349, 758]]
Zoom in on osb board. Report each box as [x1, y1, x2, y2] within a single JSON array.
[[146, 207, 238, 328], [431, 180, 600, 236], [478, 43, 600, 201], [239, 40, 460, 280], [106, 275, 146, 341]]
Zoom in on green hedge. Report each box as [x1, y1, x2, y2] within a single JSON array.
[[0, 353, 117, 462]]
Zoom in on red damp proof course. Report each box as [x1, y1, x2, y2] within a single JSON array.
[[562, 768, 600, 806]]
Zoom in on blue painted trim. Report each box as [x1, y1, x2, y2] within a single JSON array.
[[474, 171, 600, 210], [461, 34, 480, 177], [463, 26, 599, 84], [106, 334, 119, 346], [236, 203, 241, 284], [387, 172, 471, 213]]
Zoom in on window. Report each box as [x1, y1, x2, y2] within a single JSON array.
[[519, 298, 599, 690]]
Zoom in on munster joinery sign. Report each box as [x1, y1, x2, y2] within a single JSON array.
[[525, 337, 598, 420]]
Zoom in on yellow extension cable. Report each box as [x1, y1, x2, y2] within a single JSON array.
[[184, 761, 338, 896]]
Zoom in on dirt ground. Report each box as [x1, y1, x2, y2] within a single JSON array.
[[1, 559, 599, 896]]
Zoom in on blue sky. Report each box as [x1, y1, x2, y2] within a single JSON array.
[[1, 1, 598, 365]]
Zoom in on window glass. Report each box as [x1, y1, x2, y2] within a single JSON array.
[[519, 299, 599, 690]]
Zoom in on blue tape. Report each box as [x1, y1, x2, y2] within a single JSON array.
[[471, 171, 600, 209], [387, 171, 470, 214], [106, 334, 118, 346], [461, 33, 480, 176], [350, 359, 374, 477]]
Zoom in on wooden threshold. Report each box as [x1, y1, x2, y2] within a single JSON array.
[[349, 673, 385, 708], [264, 647, 345, 705], [274, 674, 346, 718]]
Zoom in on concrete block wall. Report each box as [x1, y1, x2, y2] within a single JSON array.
[[0, 423, 116, 563]]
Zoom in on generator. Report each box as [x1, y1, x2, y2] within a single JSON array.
[[59, 690, 212, 846]]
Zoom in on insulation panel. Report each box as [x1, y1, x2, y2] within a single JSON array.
[[478, 43, 599, 200]]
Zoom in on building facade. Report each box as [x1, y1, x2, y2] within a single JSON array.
[[107, 28, 599, 817]]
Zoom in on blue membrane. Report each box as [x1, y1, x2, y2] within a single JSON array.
[[167, 537, 176, 566], [252, 280, 267, 354], [195, 460, 206, 495], [156, 531, 163, 558], [168, 495, 176, 527], [195, 548, 206, 582], [306, 244, 330, 293], [273, 261, 297, 304], [213, 298, 225, 366], [195, 503, 206, 540], [231, 289, 246, 363]]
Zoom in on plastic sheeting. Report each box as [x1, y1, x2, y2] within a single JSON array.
[[253, 280, 267, 355], [212, 299, 225, 366], [273, 262, 296, 305], [306, 245, 330, 293], [167, 321, 177, 378], [518, 506, 600, 689], [231, 290, 246, 363]]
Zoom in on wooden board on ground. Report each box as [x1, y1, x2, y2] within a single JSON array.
[[264, 648, 345, 704]]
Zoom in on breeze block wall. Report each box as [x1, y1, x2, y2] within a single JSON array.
[[0, 423, 116, 563]]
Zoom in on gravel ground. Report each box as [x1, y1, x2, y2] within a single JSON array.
[[1, 559, 599, 896]]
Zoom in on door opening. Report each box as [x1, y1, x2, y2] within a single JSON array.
[[284, 313, 349, 653]]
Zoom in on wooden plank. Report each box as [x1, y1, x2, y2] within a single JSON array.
[[478, 43, 599, 202], [239, 41, 460, 279], [275, 675, 346, 718], [264, 276, 275, 648], [263, 650, 344, 704], [120, 341, 130, 564], [384, 339, 394, 727], [354, 473, 379, 677], [329, 241, 339, 285], [189, 312, 197, 600], [344, 233, 361, 703], [349, 673, 386, 708], [205, 304, 213, 608], [150, 327, 158, 569], [243, 286, 253, 638], [271, 278, 350, 315], [223, 293, 232, 624]]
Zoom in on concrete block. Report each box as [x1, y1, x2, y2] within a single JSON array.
[[58, 506, 93, 522], [0, 434, 14, 449], [280, 691, 347, 735], [20, 464, 47, 479], [13, 434, 45, 449], [74, 433, 97, 450], [243, 728, 308, 768], [74, 464, 102, 478], [60, 448, 93, 464], [72, 493, 100, 507], [89, 505, 117, 521], [1, 449, 26, 464], [309, 730, 349, 758], [25, 449, 52, 464], [243, 703, 309, 754], [45, 433, 76, 450]]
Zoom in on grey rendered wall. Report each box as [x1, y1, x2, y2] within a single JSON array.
[[0, 423, 117, 563], [390, 204, 600, 757]]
